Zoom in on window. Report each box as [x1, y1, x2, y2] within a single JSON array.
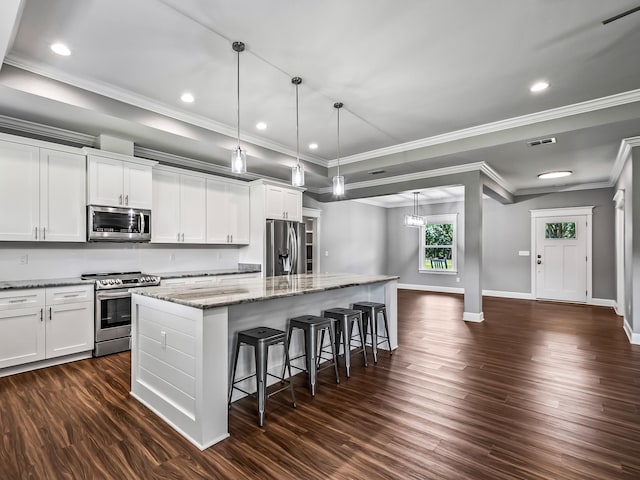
[[545, 222, 576, 239], [420, 214, 457, 272]]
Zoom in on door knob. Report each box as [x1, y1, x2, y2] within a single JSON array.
[[537, 260, 542, 265]]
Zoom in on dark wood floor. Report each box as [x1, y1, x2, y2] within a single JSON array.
[[2, 291, 640, 479]]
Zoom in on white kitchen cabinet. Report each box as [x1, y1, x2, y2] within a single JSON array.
[[264, 184, 302, 222], [86, 151, 155, 209], [152, 167, 206, 244], [0, 137, 85, 242], [0, 285, 94, 370], [206, 178, 250, 244]]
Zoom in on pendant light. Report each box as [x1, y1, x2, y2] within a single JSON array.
[[230, 41, 247, 174], [404, 192, 425, 227], [333, 102, 345, 196], [291, 76, 305, 186]]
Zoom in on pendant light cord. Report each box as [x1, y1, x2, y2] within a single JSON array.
[[337, 107, 341, 177], [295, 82, 300, 164], [236, 49, 240, 149]]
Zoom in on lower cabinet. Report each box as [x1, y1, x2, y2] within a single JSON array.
[[0, 285, 94, 370]]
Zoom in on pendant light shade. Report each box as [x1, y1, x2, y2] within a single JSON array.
[[404, 192, 425, 227], [291, 76, 305, 186], [231, 41, 247, 174], [333, 102, 345, 196]]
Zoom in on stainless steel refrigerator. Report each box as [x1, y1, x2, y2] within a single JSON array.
[[265, 219, 306, 276]]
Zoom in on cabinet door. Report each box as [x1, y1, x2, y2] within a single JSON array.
[[152, 170, 181, 243], [46, 302, 94, 358], [283, 189, 302, 222], [40, 149, 86, 242], [180, 174, 206, 243], [87, 156, 124, 206], [265, 185, 284, 220], [124, 163, 153, 209], [206, 178, 230, 243], [0, 141, 40, 241], [228, 182, 250, 244], [0, 307, 45, 368]]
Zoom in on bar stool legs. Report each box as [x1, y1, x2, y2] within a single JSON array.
[[353, 302, 392, 364], [285, 315, 340, 396], [323, 308, 368, 378], [228, 327, 296, 427]]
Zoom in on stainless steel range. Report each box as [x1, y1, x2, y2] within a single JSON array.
[[81, 272, 160, 357]]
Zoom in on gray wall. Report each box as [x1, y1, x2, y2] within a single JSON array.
[[385, 187, 616, 299], [316, 200, 388, 275]]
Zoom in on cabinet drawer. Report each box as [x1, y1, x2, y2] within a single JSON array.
[[0, 289, 45, 311], [45, 285, 94, 305]]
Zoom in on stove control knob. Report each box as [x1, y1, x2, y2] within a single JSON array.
[[115, 279, 122, 285], [100, 280, 109, 286], [109, 279, 115, 285], [141, 276, 148, 283]]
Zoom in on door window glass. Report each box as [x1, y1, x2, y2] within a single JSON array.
[[545, 222, 576, 239]]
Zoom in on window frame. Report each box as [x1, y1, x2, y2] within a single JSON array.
[[418, 213, 458, 274]]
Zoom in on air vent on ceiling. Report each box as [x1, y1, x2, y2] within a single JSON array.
[[527, 137, 556, 147], [368, 169, 386, 175]]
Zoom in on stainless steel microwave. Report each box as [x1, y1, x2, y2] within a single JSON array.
[[87, 205, 151, 242]]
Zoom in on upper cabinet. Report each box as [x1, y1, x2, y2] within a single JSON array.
[[0, 136, 86, 242], [264, 184, 302, 222], [152, 167, 206, 244], [85, 150, 156, 209], [206, 178, 250, 245]]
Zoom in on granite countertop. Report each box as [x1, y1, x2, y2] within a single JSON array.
[[151, 266, 261, 280], [131, 273, 399, 309], [0, 277, 95, 291]]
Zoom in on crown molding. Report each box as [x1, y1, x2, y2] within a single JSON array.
[[0, 113, 96, 146], [610, 136, 640, 186], [3, 55, 328, 167], [515, 181, 614, 197], [328, 88, 640, 167], [315, 161, 512, 194]]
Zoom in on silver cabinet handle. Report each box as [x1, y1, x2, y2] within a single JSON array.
[[226, 234, 229, 243], [43, 227, 46, 240], [119, 194, 123, 205], [177, 232, 180, 242], [125, 194, 129, 206], [181, 233, 184, 242], [9, 298, 27, 303], [40, 308, 43, 322], [230, 234, 233, 243], [35, 226, 38, 240], [49, 307, 52, 321], [62, 294, 79, 298]]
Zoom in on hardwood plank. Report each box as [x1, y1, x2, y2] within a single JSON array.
[[2, 291, 640, 479]]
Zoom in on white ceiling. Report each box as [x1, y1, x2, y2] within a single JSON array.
[[1, 0, 640, 196]]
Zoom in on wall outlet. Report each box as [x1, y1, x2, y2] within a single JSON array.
[[518, 250, 530, 256], [19, 254, 28, 265], [324, 250, 329, 257], [456, 277, 460, 283]]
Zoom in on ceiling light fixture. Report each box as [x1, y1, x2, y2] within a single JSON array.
[[530, 81, 550, 93], [291, 76, 304, 187], [256, 121, 267, 130], [308, 143, 318, 150], [180, 92, 194, 103], [333, 102, 345, 196], [538, 171, 572, 179], [404, 192, 425, 227], [230, 41, 247, 174], [50, 43, 71, 56]]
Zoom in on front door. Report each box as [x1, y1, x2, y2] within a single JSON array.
[[535, 216, 587, 302]]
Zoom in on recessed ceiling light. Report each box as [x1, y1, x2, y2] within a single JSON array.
[[180, 92, 195, 103], [308, 143, 318, 150], [538, 171, 572, 179], [50, 43, 71, 56], [256, 122, 267, 130], [530, 81, 550, 93]]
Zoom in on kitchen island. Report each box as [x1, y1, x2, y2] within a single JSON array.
[[130, 273, 398, 450]]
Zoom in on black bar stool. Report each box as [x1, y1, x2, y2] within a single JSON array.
[[284, 315, 340, 396], [322, 308, 368, 378], [352, 301, 392, 363], [228, 326, 296, 427]]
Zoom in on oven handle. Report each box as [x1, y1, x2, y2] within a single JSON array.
[[139, 212, 145, 234], [96, 291, 132, 300]]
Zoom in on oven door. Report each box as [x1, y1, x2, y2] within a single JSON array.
[[95, 290, 132, 342]]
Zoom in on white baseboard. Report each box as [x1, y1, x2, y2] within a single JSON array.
[[589, 298, 616, 308], [623, 317, 640, 345], [483, 290, 534, 300], [398, 283, 464, 294], [0, 351, 92, 378], [463, 311, 484, 322]]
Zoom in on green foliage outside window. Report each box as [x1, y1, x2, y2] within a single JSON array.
[[424, 223, 454, 269], [545, 222, 576, 239]]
